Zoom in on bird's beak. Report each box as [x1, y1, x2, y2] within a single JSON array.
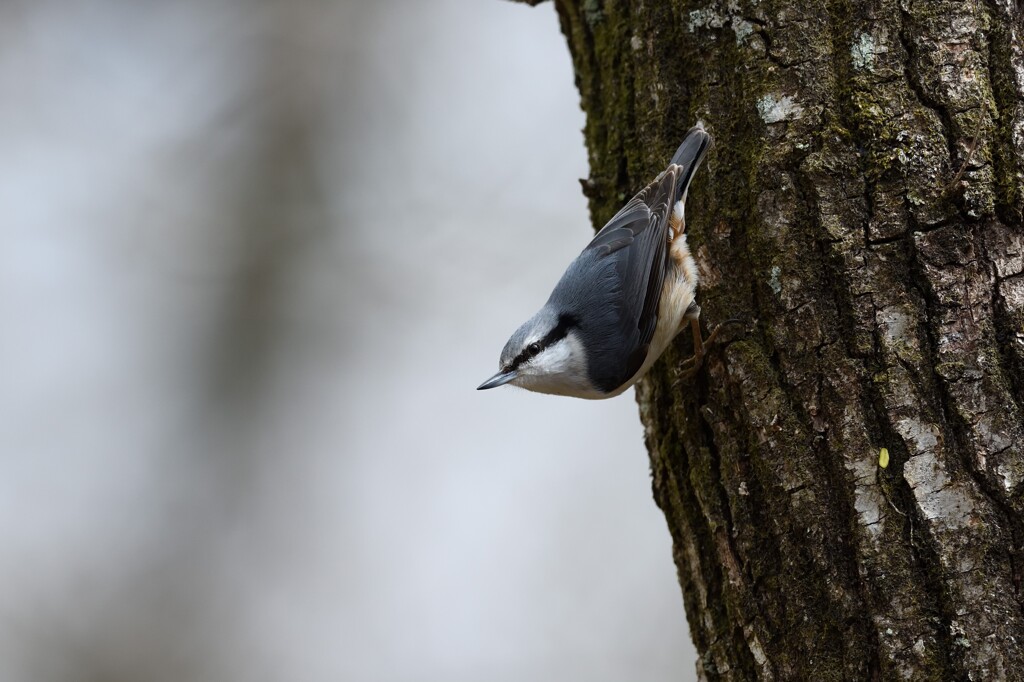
[[477, 369, 517, 390]]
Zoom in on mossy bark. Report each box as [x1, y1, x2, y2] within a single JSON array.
[[518, 0, 1024, 679]]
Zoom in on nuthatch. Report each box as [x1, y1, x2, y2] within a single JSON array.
[[478, 124, 723, 399]]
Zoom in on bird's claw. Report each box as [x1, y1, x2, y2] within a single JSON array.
[[672, 318, 744, 385]]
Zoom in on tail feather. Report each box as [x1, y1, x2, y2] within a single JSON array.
[[668, 123, 713, 199], [667, 123, 712, 237]]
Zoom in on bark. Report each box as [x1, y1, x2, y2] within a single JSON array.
[[517, 0, 1024, 679]]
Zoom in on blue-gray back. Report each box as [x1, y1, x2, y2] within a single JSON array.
[[546, 170, 675, 392], [546, 126, 711, 392]]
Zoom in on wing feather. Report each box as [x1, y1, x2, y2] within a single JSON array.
[[547, 126, 711, 393], [578, 167, 680, 382]]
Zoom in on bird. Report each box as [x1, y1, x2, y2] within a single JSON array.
[[478, 123, 724, 399]]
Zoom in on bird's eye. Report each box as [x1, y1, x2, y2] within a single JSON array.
[[527, 342, 542, 356]]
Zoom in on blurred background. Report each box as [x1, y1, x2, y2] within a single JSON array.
[[0, 1, 694, 680]]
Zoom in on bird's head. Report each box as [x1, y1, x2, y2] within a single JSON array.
[[478, 307, 594, 397]]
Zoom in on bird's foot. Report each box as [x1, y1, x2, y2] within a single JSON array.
[[673, 318, 743, 383]]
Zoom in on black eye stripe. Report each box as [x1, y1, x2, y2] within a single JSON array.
[[509, 314, 578, 370]]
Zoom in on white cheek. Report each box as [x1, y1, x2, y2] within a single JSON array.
[[530, 340, 573, 374], [512, 334, 600, 398]]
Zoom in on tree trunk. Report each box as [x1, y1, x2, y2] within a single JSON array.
[[519, 0, 1024, 678]]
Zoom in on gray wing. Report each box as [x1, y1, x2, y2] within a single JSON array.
[[581, 125, 708, 364], [584, 167, 679, 352], [550, 167, 678, 391], [550, 126, 711, 392]]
